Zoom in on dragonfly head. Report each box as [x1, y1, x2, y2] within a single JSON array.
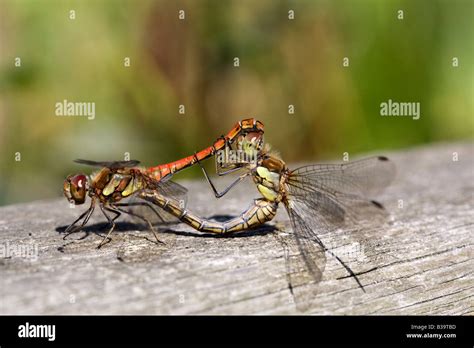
[[239, 131, 264, 161], [63, 174, 88, 205]]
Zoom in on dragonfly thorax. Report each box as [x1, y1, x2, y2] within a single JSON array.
[[90, 167, 146, 203], [252, 154, 288, 203], [254, 166, 283, 202]]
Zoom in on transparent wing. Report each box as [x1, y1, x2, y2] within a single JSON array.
[[74, 159, 140, 169], [151, 178, 188, 205], [287, 156, 396, 229], [289, 156, 396, 198], [281, 205, 327, 311], [125, 177, 188, 225], [282, 157, 396, 309]]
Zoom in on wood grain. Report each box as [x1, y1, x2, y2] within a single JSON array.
[[0, 142, 472, 314]]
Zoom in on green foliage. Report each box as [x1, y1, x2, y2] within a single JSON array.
[[0, 0, 472, 204]]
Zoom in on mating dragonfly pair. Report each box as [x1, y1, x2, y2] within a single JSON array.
[[64, 118, 395, 306]]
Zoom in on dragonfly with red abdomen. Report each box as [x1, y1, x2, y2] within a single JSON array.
[[146, 118, 264, 180], [63, 118, 264, 248], [139, 143, 396, 309]]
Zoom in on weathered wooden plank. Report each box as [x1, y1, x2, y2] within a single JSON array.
[[0, 141, 472, 314]]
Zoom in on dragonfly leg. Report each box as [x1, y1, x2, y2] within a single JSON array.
[[112, 203, 165, 245], [64, 209, 90, 238], [212, 136, 246, 176], [97, 204, 121, 248], [216, 165, 244, 177], [63, 199, 96, 239], [193, 152, 249, 198]]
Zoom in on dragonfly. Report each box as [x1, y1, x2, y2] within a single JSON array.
[[62, 118, 265, 248], [138, 144, 396, 308]]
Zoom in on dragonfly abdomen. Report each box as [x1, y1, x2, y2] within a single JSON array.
[[140, 191, 278, 234], [146, 118, 265, 181]]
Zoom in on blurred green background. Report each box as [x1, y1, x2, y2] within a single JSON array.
[[0, 0, 472, 205]]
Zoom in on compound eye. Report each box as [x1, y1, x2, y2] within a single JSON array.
[[69, 174, 87, 204], [71, 174, 87, 190], [245, 131, 261, 143], [244, 131, 264, 150]]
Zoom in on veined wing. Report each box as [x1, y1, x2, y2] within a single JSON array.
[[289, 156, 396, 198], [280, 204, 327, 312], [281, 157, 395, 309], [287, 156, 396, 227], [74, 159, 141, 169], [282, 193, 370, 311], [125, 175, 189, 225], [149, 177, 188, 207]]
